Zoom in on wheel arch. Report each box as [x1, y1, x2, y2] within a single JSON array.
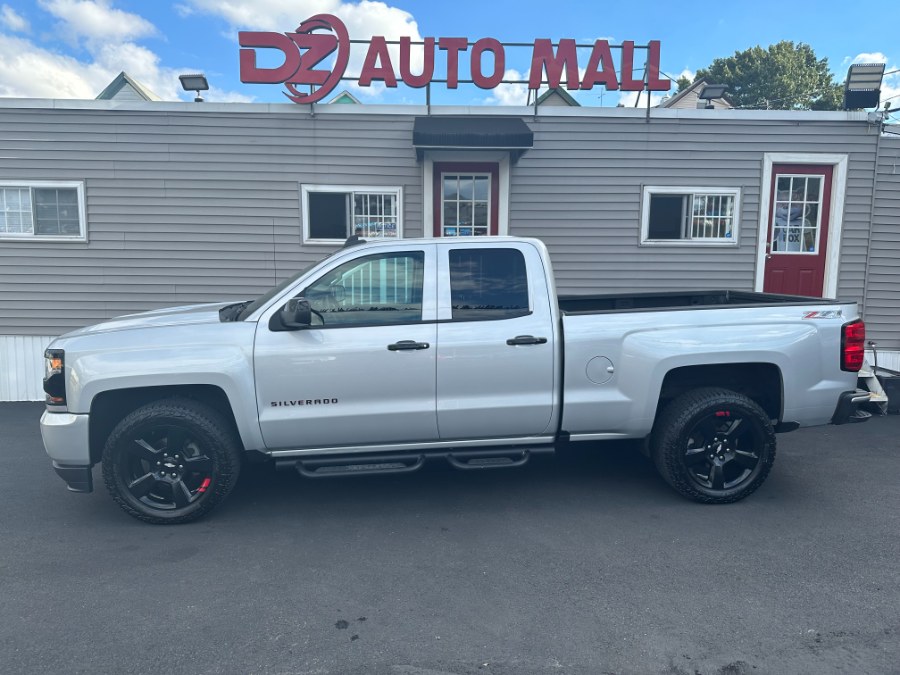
[[88, 384, 245, 465], [655, 362, 783, 424]]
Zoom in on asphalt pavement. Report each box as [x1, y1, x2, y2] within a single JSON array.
[[1, 402, 898, 675]]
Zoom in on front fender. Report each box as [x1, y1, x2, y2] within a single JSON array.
[[58, 322, 264, 451]]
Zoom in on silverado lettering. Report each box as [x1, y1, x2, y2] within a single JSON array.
[[271, 399, 339, 406]]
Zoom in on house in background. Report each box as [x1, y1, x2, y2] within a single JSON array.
[[94, 72, 161, 103], [327, 91, 362, 105], [660, 78, 733, 110], [534, 88, 581, 107]]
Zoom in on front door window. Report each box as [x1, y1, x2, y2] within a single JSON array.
[[771, 175, 823, 254]]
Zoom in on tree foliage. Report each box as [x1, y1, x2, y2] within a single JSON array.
[[694, 41, 843, 110]]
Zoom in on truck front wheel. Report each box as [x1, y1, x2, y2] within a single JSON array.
[[101, 398, 242, 524], [650, 388, 776, 504]]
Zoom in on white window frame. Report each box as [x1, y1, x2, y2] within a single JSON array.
[[0, 180, 87, 242], [301, 184, 403, 245], [640, 186, 741, 247]]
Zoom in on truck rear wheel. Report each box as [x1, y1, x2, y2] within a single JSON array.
[[101, 398, 242, 524], [651, 388, 776, 504]]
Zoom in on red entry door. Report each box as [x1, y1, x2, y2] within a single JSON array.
[[763, 164, 833, 297], [433, 162, 499, 237]]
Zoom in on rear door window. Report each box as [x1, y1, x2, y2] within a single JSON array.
[[449, 248, 530, 321]]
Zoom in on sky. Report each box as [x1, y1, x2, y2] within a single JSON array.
[[0, 0, 897, 112]]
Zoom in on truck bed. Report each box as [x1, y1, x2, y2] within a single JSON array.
[[558, 290, 834, 315]]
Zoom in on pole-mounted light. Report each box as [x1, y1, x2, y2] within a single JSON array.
[[179, 73, 210, 102]]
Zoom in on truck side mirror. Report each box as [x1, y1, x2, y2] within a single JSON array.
[[279, 297, 312, 330]]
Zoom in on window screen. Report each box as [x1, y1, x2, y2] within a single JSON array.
[[449, 248, 530, 321]]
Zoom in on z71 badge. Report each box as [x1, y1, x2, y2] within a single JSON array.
[[802, 310, 843, 319]]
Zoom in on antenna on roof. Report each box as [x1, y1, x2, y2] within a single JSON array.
[[343, 235, 366, 248]]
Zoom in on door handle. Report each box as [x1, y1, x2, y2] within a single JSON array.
[[387, 340, 430, 351], [506, 335, 548, 346]]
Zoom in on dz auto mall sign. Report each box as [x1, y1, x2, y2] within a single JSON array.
[[239, 14, 671, 104]]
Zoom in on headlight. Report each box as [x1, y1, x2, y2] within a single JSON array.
[[43, 349, 66, 407]]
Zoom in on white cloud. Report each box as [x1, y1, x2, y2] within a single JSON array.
[[38, 0, 156, 43], [207, 85, 254, 103], [0, 3, 252, 102], [1, 4, 29, 32], [851, 52, 888, 65], [185, 0, 423, 98], [617, 90, 666, 108], [0, 33, 189, 99], [173, 3, 195, 18], [0, 33, 105, 98], [484, 68, 529, 106]]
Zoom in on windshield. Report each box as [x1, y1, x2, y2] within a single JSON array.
[[236, 253, 341, 321]]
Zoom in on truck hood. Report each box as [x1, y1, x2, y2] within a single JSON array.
[[59, 302, 238, 338]]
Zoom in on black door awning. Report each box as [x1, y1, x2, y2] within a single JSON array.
[[412, 116, 533, 160]]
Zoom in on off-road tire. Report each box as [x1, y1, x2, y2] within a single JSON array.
[[650, 387, 776, 504], [102, 398, 242, 524]]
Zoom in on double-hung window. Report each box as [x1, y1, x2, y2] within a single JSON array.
[[0, 182, 86, 241], [302, 185, 402, 243], [641, 186, 740, 246]]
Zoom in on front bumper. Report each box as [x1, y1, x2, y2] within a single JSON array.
[[831, 390, 873, 425], [40, 411, 93, 492]]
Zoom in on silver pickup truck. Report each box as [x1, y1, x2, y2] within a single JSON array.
[[40, 237, 869, 524]]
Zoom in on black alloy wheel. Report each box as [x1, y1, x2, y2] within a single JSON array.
[[118, 425, 214, 510], [651, 388, 776, 504], [102, 399, 242, 524], [682, 410, 764, 491]]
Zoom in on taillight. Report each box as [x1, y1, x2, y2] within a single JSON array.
[[841, 320, 865, 372]]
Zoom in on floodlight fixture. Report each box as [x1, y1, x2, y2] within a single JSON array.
[[697, 84, 728, 110], [844, 63, 885, 110], [698, 84, 728, 100], [179, 73, 209, 102]]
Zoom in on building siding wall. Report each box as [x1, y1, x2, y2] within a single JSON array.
[[864, 135, 900, 349], [509, 116, 877, 301], [0, 108, 423, 336], [0, 105, 879, 344]]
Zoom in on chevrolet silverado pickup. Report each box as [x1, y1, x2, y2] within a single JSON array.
[[40, 237, 869, 523]]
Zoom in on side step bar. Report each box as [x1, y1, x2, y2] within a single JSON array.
[[275, 446, 555, 479]]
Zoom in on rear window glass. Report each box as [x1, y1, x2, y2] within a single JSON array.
[[449, 248, 530, 321]]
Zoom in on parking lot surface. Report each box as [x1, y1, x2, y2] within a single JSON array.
[[1, 402, 898, 675]]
